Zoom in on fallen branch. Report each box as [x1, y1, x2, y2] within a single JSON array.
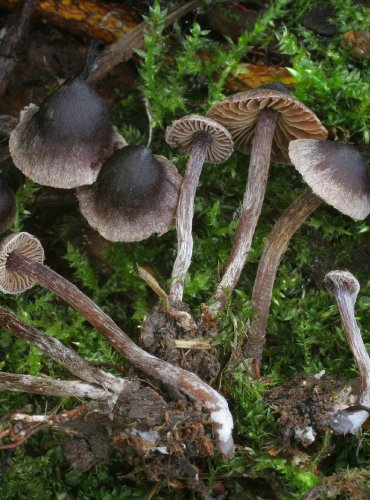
[[0, 0, 37, 96], [87, 0, 202, 85]]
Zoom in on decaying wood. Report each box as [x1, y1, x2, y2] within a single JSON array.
[[0, 0, 140, 43], [245, 190, 321, 367], [87, 0, 202, 85], [0, 0, 37, 97], [210, 108, 279, 313], [0, 306, 136, 394], [7, 251, 234, 456]]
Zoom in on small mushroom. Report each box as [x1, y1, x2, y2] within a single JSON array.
[[165, 115, 233, 303], [9, 77, 125, 189], [0, 232, 234, 456], [207, 84, 327, 311], [324, 270, 370, 433], [76, 145, 182, 242], [0, 178, 16, 232], [245, 140, 370, 375]]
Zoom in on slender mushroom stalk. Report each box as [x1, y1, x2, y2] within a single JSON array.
[[207, 84, 328, 313], [246, 190, 321, 373], [209, 107, 279, 311], [324, 271, 370, 406], [0, 306, 134, 395], [245, 140, 370, 376], [166, 115, 233, 303], [0, 372, 111, 401], [0, 232, 234, 456]]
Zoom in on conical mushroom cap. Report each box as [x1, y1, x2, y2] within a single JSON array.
[[76, 146, 182, 242], [9, 78, 125, 189], [289, 140, 370, 221], [207, 85, 328, 163], [165, 115, 233, 163], [0, 232, 44, 294]]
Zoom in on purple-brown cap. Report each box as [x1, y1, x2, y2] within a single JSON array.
[[165, 115, 233, 163], [0, 232, 44, 293], [77, 145, 182, 242], [289, 140, 370, 221], [9, 78, 126, 189], [207, 84, 328, 163]]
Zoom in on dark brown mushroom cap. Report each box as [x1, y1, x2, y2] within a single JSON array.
[[76, 146, 182, 242], [289, 140, 370, 221], [0, 179, 16, 233], [0, 232, 44, 293], [165, 115, 233, 163], [9, 78, 126, 189], [207, 86, 328, 163]]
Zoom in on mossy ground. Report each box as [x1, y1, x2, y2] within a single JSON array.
[[0, 0, 369, 498]]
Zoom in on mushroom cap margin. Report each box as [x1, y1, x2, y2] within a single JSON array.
[[207, 88, 328, 163], [0, 232, 44, 294], [76, 155, 182, 242], [165, 115, 233, 164], [289, 139, 370, 221]]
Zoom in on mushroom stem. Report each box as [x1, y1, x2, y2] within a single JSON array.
[[324, 271, 370, 406], [0, 306, 132, 395], [245, 190, 321, 372], [0, 372, 111, 400], [170, 132, 212, 303], [210, 108, 279, 312], [6, 251, 234, 456]]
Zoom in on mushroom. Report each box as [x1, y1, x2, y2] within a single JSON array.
[[0, 232, 234, 456], [245, 140, 370, 375], [0, 178, 16, 232], [207, 83, 328, 312], [165, 115, 233, 303], [76, 145, 182, 242], [324, 270, 370, 434], [9, 77, 125, 189]]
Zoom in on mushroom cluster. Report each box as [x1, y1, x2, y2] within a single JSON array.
[[1, 69, 369, 468]]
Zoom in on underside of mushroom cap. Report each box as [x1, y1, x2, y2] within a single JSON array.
[[207, 88, 328, 163], [165, 115, 233, 163], [289, 140, 370, 221], [77, 155, 182, 242], [0, 232, 44, 293], [9, 78, 126, 189]]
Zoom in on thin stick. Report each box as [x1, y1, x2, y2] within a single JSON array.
[[87, 0, 202, 85], [0, 306, 132, 394], [209, 108, 279, 312]]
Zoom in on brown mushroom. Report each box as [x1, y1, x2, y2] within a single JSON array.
[[207, 84, 327, 312], [9, 78, 125, 189], [245, 140, 370, 375], [165, 115, 233, 303], [0, 232, 234, 456], [76, 145, 181, 242]]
